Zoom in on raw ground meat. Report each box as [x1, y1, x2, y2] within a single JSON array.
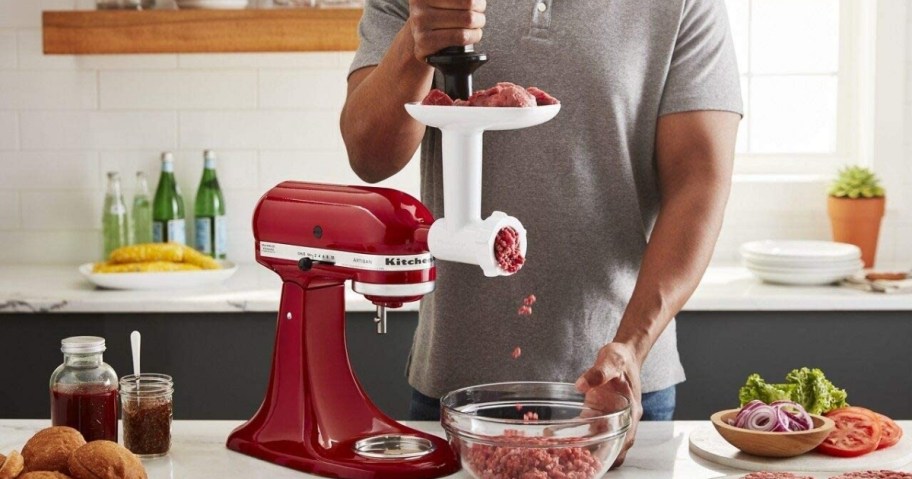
[[494, 227, 524, 273], [420, 83, 559, 107], [511, 346, 522, 359], [465, 430, 602, 479], [742, 473, 814, 479], [517, 305, 533, 315], [522, 411, 539, 422], [830, 472, 912, 479]]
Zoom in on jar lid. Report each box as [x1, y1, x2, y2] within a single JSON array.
[[61, 336, 106, 354]]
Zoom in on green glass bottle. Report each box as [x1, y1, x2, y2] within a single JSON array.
[[152, 152, 186, 244], [102, 172, 129, 259], [132, 171, 153, 244], [194, 150, 227, 259]]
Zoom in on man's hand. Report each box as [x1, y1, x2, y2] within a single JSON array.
[[408, 0, 486, 61], [574, 342, 643, 469]]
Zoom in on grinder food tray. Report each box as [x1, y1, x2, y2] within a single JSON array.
[[79, 261, 238, 290], [690, 424, 912, 473]]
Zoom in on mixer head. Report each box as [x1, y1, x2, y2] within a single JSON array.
[[426, 46, 488, 100]]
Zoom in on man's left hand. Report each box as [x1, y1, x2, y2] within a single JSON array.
[[574, 342, 643, 469]]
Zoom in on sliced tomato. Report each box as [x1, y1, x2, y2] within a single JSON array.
[[817, 407, 882, 457], [875, 412, 903, 450]]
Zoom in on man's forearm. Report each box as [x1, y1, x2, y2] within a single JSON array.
[[340, 21, 435, 183], [613, 178, 730, 364]]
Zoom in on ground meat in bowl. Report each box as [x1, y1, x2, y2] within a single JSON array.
[[464, 431, 602, 479]]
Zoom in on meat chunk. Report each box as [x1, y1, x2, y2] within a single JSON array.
[[742, 473, 814, 479], [421, 89, 455, 106], [830, 472, 912, 479], [467, 82, 537, 107], [527, 86, 560, 105], [419, 83, 559, 107]]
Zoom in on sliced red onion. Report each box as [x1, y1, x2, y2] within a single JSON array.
[[733, 400, 813, 432]]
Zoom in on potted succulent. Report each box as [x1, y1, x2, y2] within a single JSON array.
[[827, 166, 885, 268]]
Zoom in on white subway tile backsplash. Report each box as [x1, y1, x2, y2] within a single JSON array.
[[0, 71, 97, 110], [0, 113, 17, 150], [18, 30, 178, 70], [178, 52, 339, 70], [0, 191, 20, 229], [20, 190, 100, 230], [0, 152, 100, 190], [226, 227, 255, 263], [0, 0, 75, 28], [0, 31, 17, 69], [100, 71, 257, 110], [0, 231, 101, 264], [20, 111, 177, 150], [100, 150, 259, 193], [259, 70, 348, 110], [257, 150, 421, 198], [179, 111, 340, 150], [221, 189, 262, 230]]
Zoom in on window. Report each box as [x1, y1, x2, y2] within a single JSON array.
[[724, 0, 872, 175]]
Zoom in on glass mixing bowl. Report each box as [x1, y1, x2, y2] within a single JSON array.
[[440, 382, 631, 479]]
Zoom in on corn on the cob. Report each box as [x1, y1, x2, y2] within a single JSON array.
[[109, 243, 185, 264], [93, 261, 202, 273], [180, 245, 222, 270]]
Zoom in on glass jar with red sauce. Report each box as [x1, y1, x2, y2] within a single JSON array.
[[50, 336, 119, 442]]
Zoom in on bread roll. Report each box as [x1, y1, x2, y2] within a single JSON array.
[[0, 450, 24, 479], [67, 442, 146, 479], [20, 472, 72, 479], [21, 427, 85, 474]]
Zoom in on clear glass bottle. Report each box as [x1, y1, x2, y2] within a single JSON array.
[[152, 152, 186, 245], [121, 373, 174, 458], [194, 150, 227, 259], [102, 172, 130, 259], [50, 337, 119, 443], [132, 171, 153, 245]]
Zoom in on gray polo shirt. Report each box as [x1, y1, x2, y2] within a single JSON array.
[[349, 0, 743, 398]]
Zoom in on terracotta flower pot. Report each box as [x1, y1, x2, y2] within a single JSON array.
[[827, 196, 885, 268]]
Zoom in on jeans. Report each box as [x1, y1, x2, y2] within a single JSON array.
[[409, 385, 676, 421]]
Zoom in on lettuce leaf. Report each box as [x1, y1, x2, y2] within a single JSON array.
[[737, 368, 848, 415]]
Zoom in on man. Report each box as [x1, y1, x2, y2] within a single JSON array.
[[340, 0, 741, 466]]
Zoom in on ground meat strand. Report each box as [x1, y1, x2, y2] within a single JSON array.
[[523, 411, 539, 422], [742, 473, 814, 479], [829, 472, 912, 479], [495, 227, 524, 274], [512, 346, 522, 360], [465, 430, 602, 479]]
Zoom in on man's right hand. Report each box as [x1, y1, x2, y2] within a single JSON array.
[[408, 0, 486, 62]]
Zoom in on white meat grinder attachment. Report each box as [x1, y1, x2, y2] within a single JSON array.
[[404, 103, 560, 277]]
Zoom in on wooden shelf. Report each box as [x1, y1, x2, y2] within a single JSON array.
[[42, 9, 362, 54]]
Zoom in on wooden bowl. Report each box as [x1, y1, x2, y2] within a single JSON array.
[[710, 409, 835, 458]]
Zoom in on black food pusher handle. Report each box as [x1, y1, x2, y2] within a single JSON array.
[[426, 45, 488, 101]]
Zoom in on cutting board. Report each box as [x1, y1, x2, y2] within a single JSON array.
[[689, 424, 912, 472]]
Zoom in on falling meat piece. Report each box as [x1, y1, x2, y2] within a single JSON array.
[[511, 346, 522, 359], [522, 411, 539, 422], [466, 82, 537, 107], [517, 305, 532, 316], [515, 404, 524, 411], [421, 89, 455, 106], [523, 294, 537, 306]]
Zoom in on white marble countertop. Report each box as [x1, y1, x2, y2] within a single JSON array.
[[0, 419, 873, 479], [1, 264, 911, 314]]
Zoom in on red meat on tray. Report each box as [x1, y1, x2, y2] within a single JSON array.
[[420, 83, 560, 107]]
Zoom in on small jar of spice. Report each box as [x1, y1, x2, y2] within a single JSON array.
[[120, 373, 173, 457]]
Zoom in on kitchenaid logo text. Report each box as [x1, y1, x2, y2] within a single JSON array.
[[259, 242, 434, 272], [385, 257, 433, 266]]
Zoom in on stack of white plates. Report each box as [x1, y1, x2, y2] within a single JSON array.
[[740, 240, 863, 286]]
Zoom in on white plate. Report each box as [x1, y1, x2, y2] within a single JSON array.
[[404, 103, 560, 131], [746, 267, 858, 286], [740, 241, 861, 262], [79, 261, 238, 290], [741, 255, 863, 270], [176, 0, 249, 8], [742, 259, 864, 274]]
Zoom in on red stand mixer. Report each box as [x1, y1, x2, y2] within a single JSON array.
[[227, 46, 560, 478]]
